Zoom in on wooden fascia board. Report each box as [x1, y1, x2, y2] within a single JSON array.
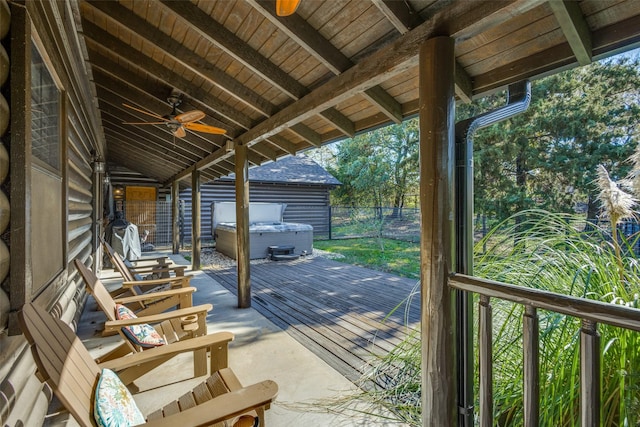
[[548, 0, 592, 66], [85, 1, 276, 118]]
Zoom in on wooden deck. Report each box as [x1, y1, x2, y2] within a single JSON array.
[[206, 256, 420, 385]]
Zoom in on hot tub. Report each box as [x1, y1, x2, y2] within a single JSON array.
[[212, 202, 313, 260]]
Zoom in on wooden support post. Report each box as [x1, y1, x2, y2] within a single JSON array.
[[479, 295, 493, 427], [92, 160, 105, 273], [172, 180, 180, 254], [419, 36, 456, 427], [235, 142, 251, 308], [191, 170, 201, 270]]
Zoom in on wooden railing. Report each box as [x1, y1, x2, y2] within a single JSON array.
[[449, 273, 640, 427]]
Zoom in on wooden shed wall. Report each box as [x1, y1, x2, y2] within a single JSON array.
[[180, 181, 333, 246], [0, 1, 102, 426]]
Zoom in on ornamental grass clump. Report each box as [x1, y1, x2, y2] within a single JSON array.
[[476, 210, 640, 426]]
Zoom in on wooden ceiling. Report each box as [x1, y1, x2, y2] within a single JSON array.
[[77, 0, 640, 186]]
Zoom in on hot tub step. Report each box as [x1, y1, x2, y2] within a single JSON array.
[[271, 253, 300, 261], [268, 245, 295, 255]]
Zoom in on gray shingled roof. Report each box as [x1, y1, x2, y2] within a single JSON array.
[[220, 155, 341, 186]]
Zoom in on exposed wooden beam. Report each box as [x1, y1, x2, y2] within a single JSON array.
[[169, 0, 533, 181], [548, 0, 592, 66], [473, 12, 640, 96], [250, 0, 402, 124], [159, 0, 356, 138], [290, 123, 322, 147], [82, 20, 252, 131], [249, 144, 277, 161], [92, 70, 218, 155], [88, 53, 238, 143], [373, 0, 473, 102], [372, 0, 422, 33], [84, 1, 277, 118], [265, 135, 298, 155]]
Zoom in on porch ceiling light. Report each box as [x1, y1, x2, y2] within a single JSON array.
[[276, 0, 300, 16]]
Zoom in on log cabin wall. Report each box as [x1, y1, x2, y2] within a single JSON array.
[[0, 1, 104, 425]]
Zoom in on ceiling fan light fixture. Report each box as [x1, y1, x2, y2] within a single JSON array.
[[276, 0, 300, 16], [167, 92, 182, 107]]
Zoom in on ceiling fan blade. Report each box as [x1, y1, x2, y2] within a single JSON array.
[[123, 121, 167, 125], [176, 110, 205, 123], [174, 126, 187, 138], [184, 122, 227, 135], [123, 103, 167, 121]]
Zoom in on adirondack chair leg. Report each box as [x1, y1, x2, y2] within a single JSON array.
[[194, 348, 208, 377]]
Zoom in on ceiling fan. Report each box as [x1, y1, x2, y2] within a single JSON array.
[[123, 94, 226, 138]]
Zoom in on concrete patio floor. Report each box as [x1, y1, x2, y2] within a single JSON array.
[[77, 252, 402, 426]]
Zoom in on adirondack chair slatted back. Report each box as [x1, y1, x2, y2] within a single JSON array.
[[101, 237, 137, 282], [74, 259, 118, 322], [18, 303, 99, 427]]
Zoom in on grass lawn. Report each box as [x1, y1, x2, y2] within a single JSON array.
[[314, 237, 420, 279]]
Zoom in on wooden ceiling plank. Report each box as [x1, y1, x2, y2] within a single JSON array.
[[374, 0, 473, 102], [170, 0, 533, 180], [101, 114, 202, 165], [251, 0, 403, 124], [548, 0, 593, 65], [89, 52, 241, 143], [86, 1, 276, 118], [473, 12, 640, 95], [159, 0, 356, 138], [91, 66, 220, 155], [82, 19, 252, 130], [160, 0, 304, 99], [102, 127, 191, 171]]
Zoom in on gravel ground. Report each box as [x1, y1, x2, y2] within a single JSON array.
[[185, 247, 345, 270]]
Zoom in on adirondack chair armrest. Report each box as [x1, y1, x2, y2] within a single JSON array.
[[104, 304, 213, 332], [129, 265, 187, 276], [114, 286, 196, 304], [142, 378, 279, 427], [121, 275, 191, 288], [97, 332, 234, 371]]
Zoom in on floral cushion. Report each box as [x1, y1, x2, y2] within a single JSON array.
[[94, 368, 145, 427], [115, 304, 166, 348]]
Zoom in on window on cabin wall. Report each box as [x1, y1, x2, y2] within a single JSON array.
[[29, 36, 64, 295]]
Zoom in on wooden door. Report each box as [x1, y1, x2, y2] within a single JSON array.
[[125, 186, 157, 242]]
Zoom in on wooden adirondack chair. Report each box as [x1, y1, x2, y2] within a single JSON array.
[[18, 303, 278, 427], [75, 259, 213, 381], [101, 236, 191, 299]]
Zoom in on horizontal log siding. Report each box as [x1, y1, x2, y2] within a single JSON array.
[[180, 181, 332, 244], [0, 1, 102, 426]]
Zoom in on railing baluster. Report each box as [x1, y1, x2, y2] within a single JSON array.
[[523, 305, 539, 427], [581, 319, 600, 427], [479, 295, 493, 427]]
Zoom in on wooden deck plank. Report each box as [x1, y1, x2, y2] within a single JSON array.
[[206, 257, 419, 385]]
